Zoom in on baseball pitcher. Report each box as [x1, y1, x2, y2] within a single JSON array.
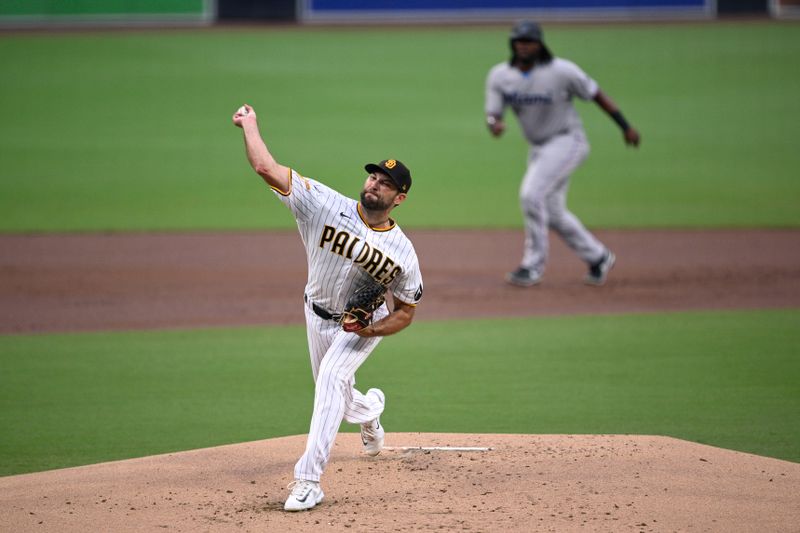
[[486, 21, 641, 287], [232, 105, 423, 512]]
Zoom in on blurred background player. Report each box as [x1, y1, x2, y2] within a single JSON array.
[[485, 20, 641, 287]]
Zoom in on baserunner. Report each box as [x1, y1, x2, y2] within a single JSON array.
[[485, 20, 641, 287]]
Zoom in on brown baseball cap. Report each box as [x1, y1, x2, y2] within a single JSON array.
[[364, 159, 412, 193]]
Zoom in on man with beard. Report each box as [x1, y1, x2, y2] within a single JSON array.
[[232, 104, 423, 512], [486, 21, 641, 287]]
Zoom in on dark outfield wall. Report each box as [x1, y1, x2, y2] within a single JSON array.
[[300, 0, 716, 22], [0, 0, 771, 28], [217, 0, 297, 21]]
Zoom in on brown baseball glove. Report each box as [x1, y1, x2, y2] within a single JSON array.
[[341, 278, 386, 332]]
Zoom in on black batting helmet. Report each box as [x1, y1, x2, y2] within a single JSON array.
[[509, 20, 553, 65], [510, 20, 543, 42]]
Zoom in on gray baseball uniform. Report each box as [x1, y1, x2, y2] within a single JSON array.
[[486, 58, 607, 276]]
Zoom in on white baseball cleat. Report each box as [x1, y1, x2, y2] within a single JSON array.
[[361, 388, 385, 457], [585, 251, 616, 286], [284, 479, 324, 511]]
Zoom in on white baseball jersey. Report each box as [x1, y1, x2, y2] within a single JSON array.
[[274, 169, 423, 312], [485, 58, 599, 145], [271, 168, 423, 483]]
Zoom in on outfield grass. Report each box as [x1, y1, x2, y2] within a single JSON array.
[[1, 308, 797, 476], [0, 22, 798, 231], [1, 20, 798, 481]]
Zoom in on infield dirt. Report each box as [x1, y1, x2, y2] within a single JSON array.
[[1, 228, 799, 532], [2, 228, 799, 334]]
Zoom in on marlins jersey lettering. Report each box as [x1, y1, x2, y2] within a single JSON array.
[[486, 58, 599, 144], [273, 169, 423, 312]]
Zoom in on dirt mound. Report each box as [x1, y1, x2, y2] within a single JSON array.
[[1, 433, 798, 532]]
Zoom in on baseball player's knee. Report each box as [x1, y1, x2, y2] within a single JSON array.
[[520, 187, 546, 206], [522, 198, 546, 222], [519, 194, 547, 213]]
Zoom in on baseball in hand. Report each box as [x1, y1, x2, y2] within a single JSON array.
[[236, 105, 249, 116]]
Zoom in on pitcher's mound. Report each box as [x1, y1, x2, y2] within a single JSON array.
[[1, 433, 798, 532]]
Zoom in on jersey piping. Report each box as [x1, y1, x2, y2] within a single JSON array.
[[356, 203, 396, 232], [269, 167, 294, 197]]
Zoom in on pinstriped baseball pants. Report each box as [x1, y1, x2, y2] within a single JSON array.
[[293, 304, 388, 482], [519, 130, 606, 273]]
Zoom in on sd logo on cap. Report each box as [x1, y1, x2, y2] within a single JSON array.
[[364, 159, 412, 193]]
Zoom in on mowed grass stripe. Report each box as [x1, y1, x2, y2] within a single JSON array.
[[0, 23, 798, 231], [1, 308, 797, 476]]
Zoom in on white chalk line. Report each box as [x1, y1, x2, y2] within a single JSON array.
[[383, 446, 492, 452]]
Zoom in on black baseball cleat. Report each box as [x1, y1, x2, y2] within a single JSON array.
[[505, 266, 542, 287], [585, 251, 616, 286]]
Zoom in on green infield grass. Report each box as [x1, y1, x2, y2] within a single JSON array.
[[1, 308, 797, 476], [0, 22, 798, 232]]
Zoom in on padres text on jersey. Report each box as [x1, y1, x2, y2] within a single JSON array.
[[273, 169, 423, 312]]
